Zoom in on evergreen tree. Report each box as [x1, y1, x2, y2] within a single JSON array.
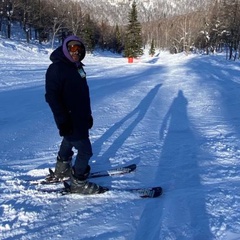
[[124, 1, 143, 58], [149, 39, 156, 56], [81, 14, 95, 53], [112, 24, 123, 53]]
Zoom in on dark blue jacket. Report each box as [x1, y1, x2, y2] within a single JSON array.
[[45, 45, 92, 140]]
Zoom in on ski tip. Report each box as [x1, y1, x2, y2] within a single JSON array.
[[99, 187, 109, 194], [152, 187, 163, 198], [128, 164, 137, 171], [140, 187, 163, 198]]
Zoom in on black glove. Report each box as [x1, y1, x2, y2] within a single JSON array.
[[88, 115, 93, 129], [59, 121, 73, 137]]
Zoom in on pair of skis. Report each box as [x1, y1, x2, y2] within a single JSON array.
[[24, 164, 163, 198], [27, 164, 137, 185]]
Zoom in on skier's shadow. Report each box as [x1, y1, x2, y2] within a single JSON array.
[[92, 84, 162, 166], [134, 90, 214, 239]]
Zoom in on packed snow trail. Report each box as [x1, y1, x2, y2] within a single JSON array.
[[0, 41, 240, 240]]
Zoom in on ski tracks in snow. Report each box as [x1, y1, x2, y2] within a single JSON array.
[[1, 47, 240, 239]]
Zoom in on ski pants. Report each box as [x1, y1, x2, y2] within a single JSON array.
[[58, 137, 93, 175]]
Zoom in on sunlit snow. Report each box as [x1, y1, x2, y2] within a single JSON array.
[[0, 38, 240, 240]]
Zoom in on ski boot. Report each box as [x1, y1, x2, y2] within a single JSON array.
[[54, 155, 72, 179], [46, 155, 73, 182], [70, 166, 107, 195]]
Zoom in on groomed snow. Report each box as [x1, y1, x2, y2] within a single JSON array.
[[0, 38, 240, 240]]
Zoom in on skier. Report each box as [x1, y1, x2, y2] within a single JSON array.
[[45, 35, 104, 194]]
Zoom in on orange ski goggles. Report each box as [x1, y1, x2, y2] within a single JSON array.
[[68, 44, 82, 52]]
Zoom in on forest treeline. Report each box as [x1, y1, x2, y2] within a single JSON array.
[[0, 0, 240, 60]]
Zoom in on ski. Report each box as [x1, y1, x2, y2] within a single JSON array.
[[24, 164, 137, 185], [37, 182, 163, 198]]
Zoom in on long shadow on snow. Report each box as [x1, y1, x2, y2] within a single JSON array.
[[88, 62, 167, 169], [88, 63, 166, 105], [134, 90, 214, 240], [92, 84, 162, 168]]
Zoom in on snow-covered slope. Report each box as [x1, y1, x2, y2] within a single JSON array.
[[0, 38, 240, 240]]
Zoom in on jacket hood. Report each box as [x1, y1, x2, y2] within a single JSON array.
[[49, 35, 86, 66], [62, 35, 86, 62]]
